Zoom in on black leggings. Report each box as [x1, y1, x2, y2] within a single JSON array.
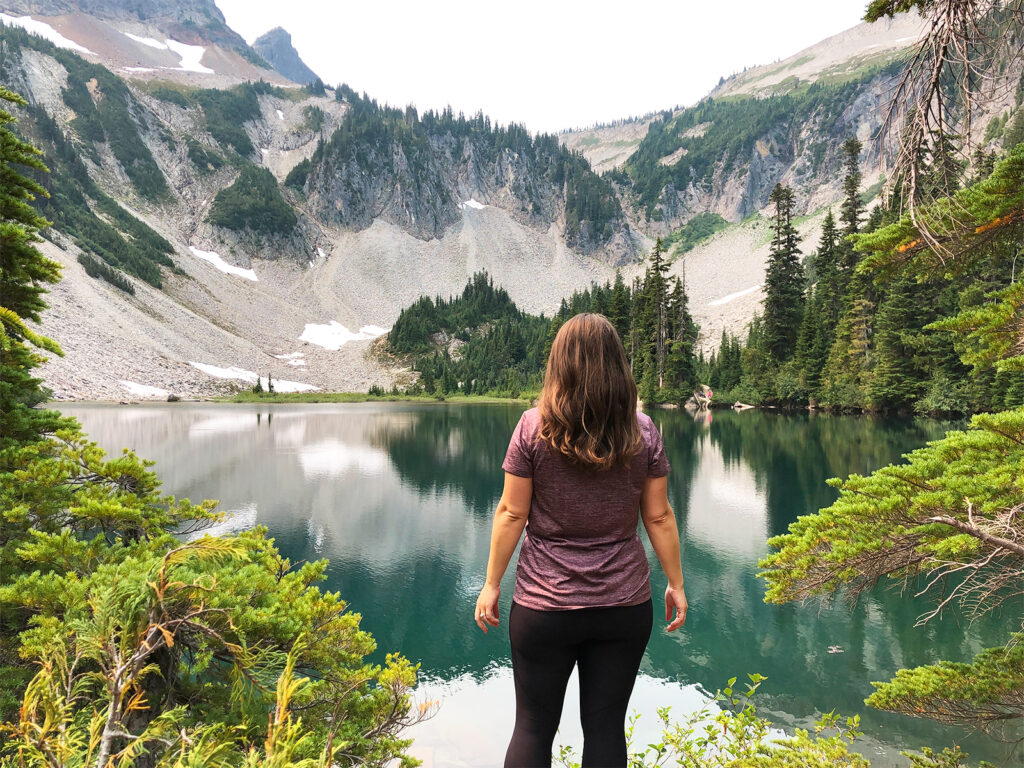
[[505, 599, 653, 768]]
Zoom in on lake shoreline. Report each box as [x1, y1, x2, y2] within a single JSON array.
[[46, 392, 535, 406]]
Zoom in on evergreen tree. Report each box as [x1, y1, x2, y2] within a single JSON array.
[[638, 348, 657, 406], [820, 273, 875, 410], [664, 276, 699, 396], [814, 209, 842, 331], [794, 287, 822, 395], [762, 184, 805, 364], [609, 270, 630, 342], [543, 315, 564, 364], [797, 210, 842, 399], [866, 276, 923, 411], [0, 87, 72, 456], [839, 138, 863, 240], [647, 239, 670, 386]]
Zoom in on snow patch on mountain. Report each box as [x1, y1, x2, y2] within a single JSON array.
[[273, 352, 307, 367], [164, 39, 214, 74], [118, 380, 170, 398], [299, 322, 389, 351], [123, 32, 167, 50], [0, 13, 94, 54], [708, 284, 762, 306], [188, 362, 317, 392], [189, 247, 258, 281]]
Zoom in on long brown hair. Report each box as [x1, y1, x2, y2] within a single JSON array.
[[537, 313, 643, 471]]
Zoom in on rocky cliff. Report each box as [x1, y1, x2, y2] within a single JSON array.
[[293, 95, 638, 260], [0, 0, 280, 85], [252, 26, 319, 86]]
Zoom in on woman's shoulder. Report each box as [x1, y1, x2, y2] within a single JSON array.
[[516, 407, 542, 438], [520, 407, 540, 426], [636, 409, 655, 430], [636, 410, 662, 444]]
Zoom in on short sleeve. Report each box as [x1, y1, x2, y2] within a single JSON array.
[[502, 412, 535, 477], [646, 421, 670, 478]]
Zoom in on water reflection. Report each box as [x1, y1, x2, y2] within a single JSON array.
[[59, 403, 1010, 766]]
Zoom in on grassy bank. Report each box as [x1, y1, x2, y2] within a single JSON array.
[[223, 391, 534, 405]]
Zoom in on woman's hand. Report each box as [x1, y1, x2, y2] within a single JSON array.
[[475, 582, 501, 633], [665, 584, 688, 632]]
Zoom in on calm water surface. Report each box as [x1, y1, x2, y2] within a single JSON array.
[[59, 403, 1014, 767]]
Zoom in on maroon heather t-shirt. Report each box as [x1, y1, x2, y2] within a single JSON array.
[[501, 407, 670, 611]]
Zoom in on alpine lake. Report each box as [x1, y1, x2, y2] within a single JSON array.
[[58, 402, 1017, 767]]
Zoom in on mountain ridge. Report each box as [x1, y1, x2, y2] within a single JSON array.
[[1, 2, 1018, 401], [252, 26, 319, 86]]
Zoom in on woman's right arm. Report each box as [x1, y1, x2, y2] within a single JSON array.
[[640, 475, 687, 631]]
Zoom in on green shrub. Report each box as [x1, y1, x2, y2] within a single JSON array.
[[195, 83, 261, 156], [150, 85, 191, 109], [77, 253, 135, 294], [284, 156, 311, 189], [208, 164, 297, 235]]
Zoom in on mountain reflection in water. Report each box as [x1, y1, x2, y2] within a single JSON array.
[[60, 403, 1012, 767]]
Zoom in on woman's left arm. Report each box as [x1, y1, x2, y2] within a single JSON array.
[[475, 472, 532, 633]]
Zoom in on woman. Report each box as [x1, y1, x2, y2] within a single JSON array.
[[474, 313, 688, 768]]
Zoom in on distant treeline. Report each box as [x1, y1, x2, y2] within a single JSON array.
[[386, 251, 701, 404]]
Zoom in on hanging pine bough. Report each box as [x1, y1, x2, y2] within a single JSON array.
[[867, 0, 1024, 259], [930, 279, 1024, 372], [855, 144, 1024, 376], [855, 144, 1024, 276], [866, 639, 1024, 732], [758, 408, 1024, 613], [758, 407, 1024, 734]]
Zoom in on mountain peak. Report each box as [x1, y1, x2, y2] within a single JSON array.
[[252, 25, 319, 86]]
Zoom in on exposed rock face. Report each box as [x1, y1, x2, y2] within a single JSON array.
[[298, 105, 639, 264], [252, 26, 318, 85], [3, 0, 221, 18], [1, 0, 251, 50], [306, 137, 551, 242]]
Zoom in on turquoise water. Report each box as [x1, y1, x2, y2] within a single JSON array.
[[59, 403, 1015, 767]]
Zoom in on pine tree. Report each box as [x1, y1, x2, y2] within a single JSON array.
[[820, 272, 875, 409], [762, 184, 805, 364], [609, 270, 630, 343], [839, 137, 864, 264], [638, 348, 657, 406], [543, 315, 564, 364], [814, 209, 842, 331], [664, 275, 699, 397], [0, 87, 71, 456], [647, 239, 670, 387], [794, 287, 821, 392], [867, 276, 923, 412]]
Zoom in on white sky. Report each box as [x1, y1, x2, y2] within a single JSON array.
[[216, 0, 871, 134]]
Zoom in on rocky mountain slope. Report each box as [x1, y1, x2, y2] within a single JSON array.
[[252, 26, 319, 86], [0, 0, 286, 86], [2, 1, 1019, 400], [558, 13, 926, 173], [1, 8, 629, 399]]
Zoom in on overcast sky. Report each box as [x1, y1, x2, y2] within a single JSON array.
[[216, 0, 872, 134]]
